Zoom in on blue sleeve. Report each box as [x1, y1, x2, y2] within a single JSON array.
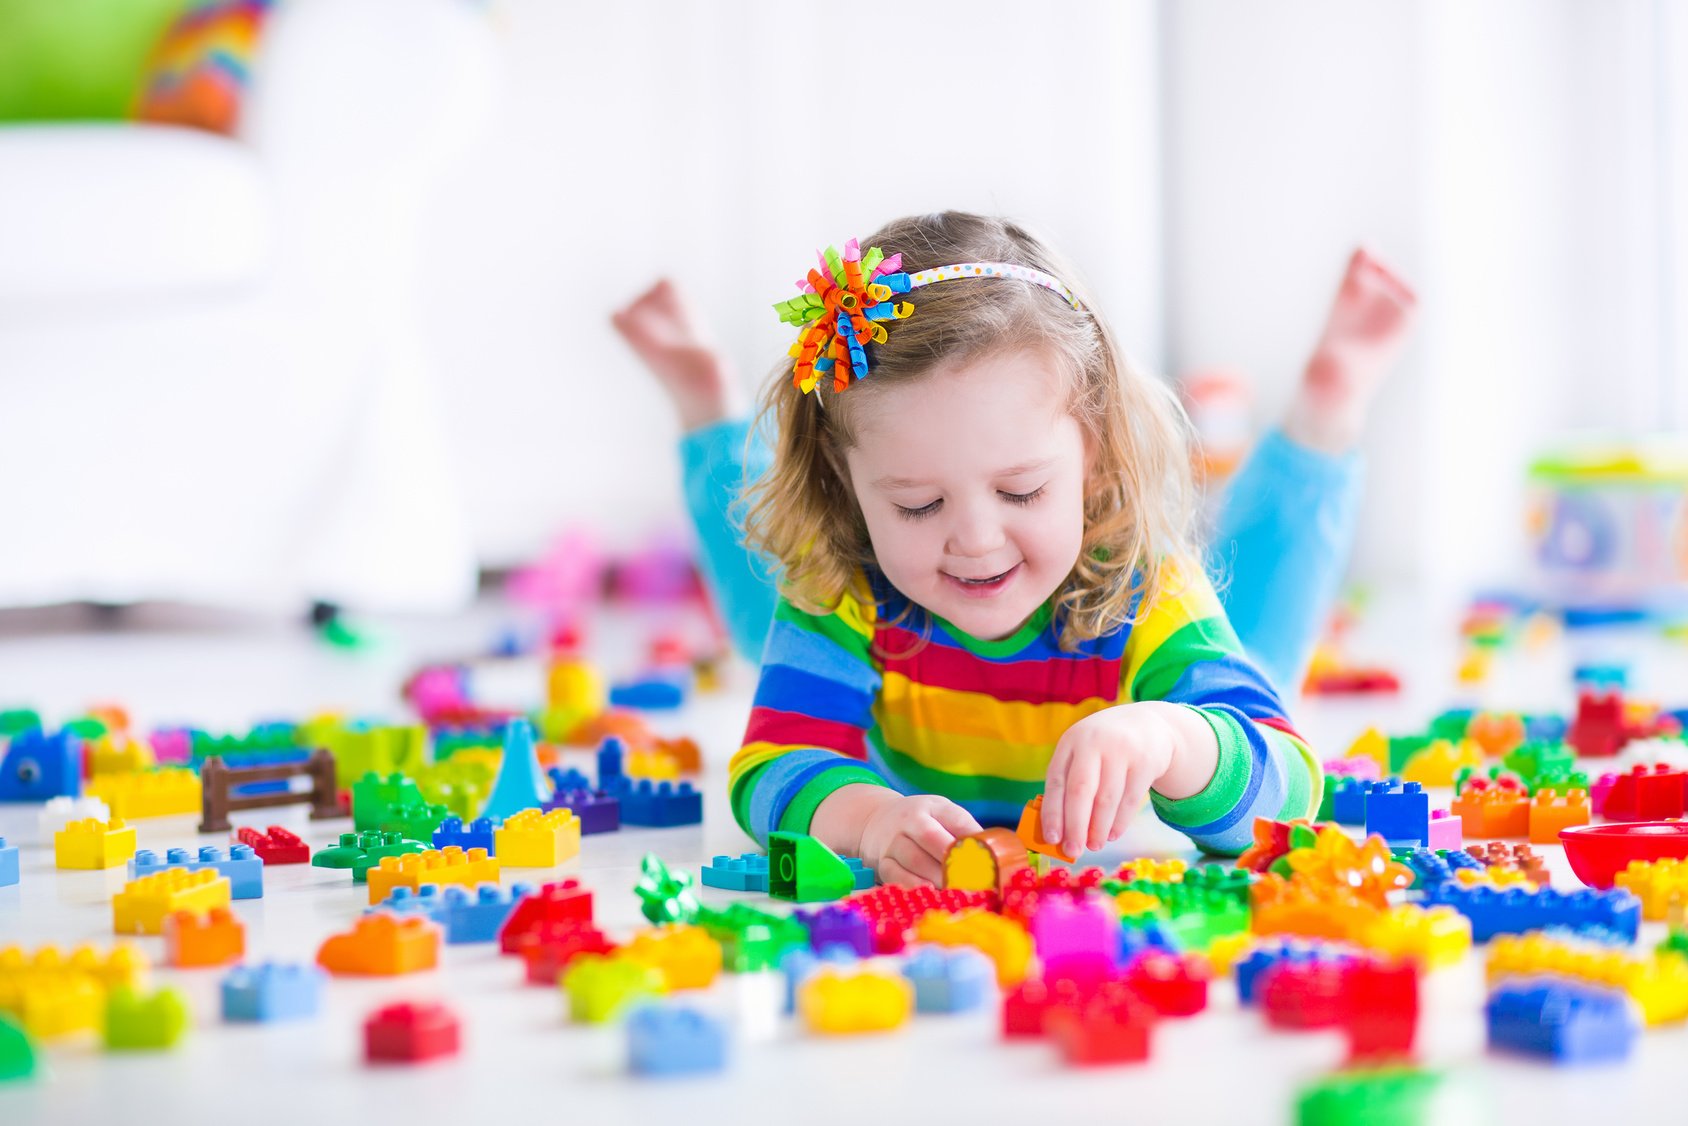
[[678, 418, 780, 663]]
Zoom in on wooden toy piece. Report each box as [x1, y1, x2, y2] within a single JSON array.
[[1017, 796, 1078, 864], [198, 748, 340, 833], [944, 828, 1030, 893]]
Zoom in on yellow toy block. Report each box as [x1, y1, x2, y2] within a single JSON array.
[[1343, 727, 1390, 773], [366, 846, 500, 905], [1360, 904, 1472, 969], [1204, 933, 1257, 976], [1615, 858, 1688, 921], [621, 925, 722, 990], [626, 750, 680, 781], [113, 869, 231, 935], [1117, 857, 1188, 883], [87, 733, 156, 776], [54, 817, 138, 870], [1400, 739, 1484, 788], [493, 809, 581, 868], [798, 967, 912, 1034], [0, 942, 152, 1040], [1113, 890, 1163, 918], [86, 768, 201, 819], [1487, 933, 1688, 1025], [1452, 866, 1536, 891], [911, 908, 1032, 987]]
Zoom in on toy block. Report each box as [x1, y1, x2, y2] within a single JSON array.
[[113, 869, 231, 935], [1425, 809, 1462, 851], [621, 925, 722, 990], [1248, 876, 1381, 944], [1045, 980, 1154, 1065], [1529, 788, 1591, 844], [780, 945, 861, 1015], [1359, 904, 1471, 969], [86, 733, 154, 776], [627, 1005, 727, 1076], [1017, 795, 1077, 863], [0, 728, 81, 802], [1468, 712, 1526, 757], [1602, 763, 1687, 821], [520, 921, 617, 984], [1568, 689, 1628, 758], [1295, 1067, 1448, 1125], [366, 846, 500, 905], [626, 749, 680, 780], [311, 831, 424, 881], [1487, 932, 1688, 1025], [912, 908, 1032, 987], [498, 879, 595, 953], [1328, 777, 1371, 826], [317, 913, 440, 975], [653, 735, 701, 773], [768, 831, 857, 902], [1400, 739, 1482, 788], [54, 817, 136, 870], [1614, 857, 1688, 921], [1422, 884, 1640, 943], [385, 882, 534, 944], [634, 853, 701, 925], [794, 904, 874, 957], [1125, 951, 1209, 1017], [36, 795, 110, 843], [1261, 958, 1352, 1029], [1486, 978, 1637, 1063], [130, 845, 263, 900], [1343, 727, 1390, 774], [494, 808, 580, 867], [900, 945, 994, 1014], [365, 1001, 459, 1064], [103, 985, 190, 1050], [1029, 895, 1119, 981], [1465, 842, 1550, 887], [702, 852, 768, 892], [798, 966, 912, 1034], [164, 907, 245, 968], [616, 779, 702, 827], [433, 816, 496, 854], [1363, 781, 1430, 846], [0, 1014, 35, 1081], [1236, 817, 1308, 872], [235, 826, 309, 865], [563, 953, 666, 1023], [351, 771, 425, 833], [479, 719, 554, 822], [841, 885, 994, 955], [1234, 941, 1358, 1005], [1341, 960, 1419, 1062], [1000, 973, 1109, 1037], [544, 785, 620, 834], [221, 963, 324, 1022], [377, 800, 453, 843], [1450, 787, 1529, 839], [944, 828, 1029, 894], [1322, 756, 1381, 782], [0, 837, 15, 889], [609, 670, 689, 712], [86, 768, 200, 819], [1386, 736, 1431, 773], [697, 903, 809, 972], [0, 974, 103, 1041]]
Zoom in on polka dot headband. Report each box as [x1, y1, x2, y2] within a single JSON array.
[[771, 238, 1084, 395]]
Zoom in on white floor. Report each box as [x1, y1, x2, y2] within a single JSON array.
[[1, 593, 1685, 1126]]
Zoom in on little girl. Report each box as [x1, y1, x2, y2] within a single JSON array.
[[617, 212, 1415, 883]]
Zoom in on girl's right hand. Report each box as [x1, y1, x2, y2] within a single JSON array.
[[856, 793, 983, 888]]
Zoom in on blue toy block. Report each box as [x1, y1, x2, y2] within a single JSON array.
[[546, 766, 593, 793], [1422, 885, 1641, 943], [434, 883, 534, 944], [1440, 848, 1485, 876], [1117, 921, 1177, 962], [1364, 780, 1430, 846], [0, 836, 17, 888], [370, 885, 448, 919], [0, 728, 81, 802], [434, 816, 498, 854], [478, 719, 553, 821], [703, 853, 770, 892], [1486, 978, 1638, 1063], [597, 737, 626, 791], [221, 962, 325, 1022], [1525, 713, 1570, 743], [901, 945, 994, 1014], [129, 845, 264, 900], [778, 945, 859, 1014], [608, 671, 689, 712], [626, 1005, 727, 1076], [1395, 848, 1456, 888], [1328, 777, 1371, 826], [1234, 941, 1359, 1005], [617, 779, 702, 828]]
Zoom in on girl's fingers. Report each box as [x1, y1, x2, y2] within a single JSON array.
[[908, 815, 962, 869], [879, 855, 929, 889], [1061, 753, 1100, 860], [930, 800, 984, 842], [888, 835, 945, 887], [1109, 771, 1155, 845], [1089, 758, 1126, 853], [1042, 740, 1072, 844]]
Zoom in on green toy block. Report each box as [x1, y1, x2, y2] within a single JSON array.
[[0, 1015, 36, 1081], [767, 831, 857, 902], [1295, 1066, 1453, 1126], [1503, 740, 1574, 784], [311, 831, 426, 883], [696, 904, 809, 972], [563, 955, 664, 1023], [351, 772, 425, 832], [1387, 736, 1431, 774], [1659, 929, 1688, 960], [378, 800, 452, 842], [317, 723, 427, 787], [104, 986, 190, 1050], [634, 854, 700, 925], [63, 716, 109, 739], [1426, 709, 1472, 741], [0, 709, 41, 737]]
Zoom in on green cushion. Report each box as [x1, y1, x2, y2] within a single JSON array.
[[0, 0, 194, 122]]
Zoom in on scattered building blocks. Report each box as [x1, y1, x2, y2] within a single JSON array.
[[234, 826, 309, 865], [433, 816, 497, 854], [376, 883, 536, 943], [564, 953, 666, 1023], [1260, 958, 1353, 1029], [85, 768, 199, 819], [1235, 942, 1358, 1005], [768, 831, 861, 902], [1342, 727, 1390, 774], [1529, 788, 1591, 844], [544, 785, 620, 835], [702, 851, 872, 895], [794, 905, 874, 957], [698, 903, 809, 971], [1342, 960, 1419, 1062], [912, 908, 1032, 987], [221, 962, 323, 1022], [1450, 787, 1530, 839], [1422, 884, 1641, 943], [1602, 763, 1688, 821], [317, 913, 440, 975], [351, 771, 426, 833], [1125, 951, 1210, 1016], [365, 847, 500, 906], [1614, 857, 1688, 920], [131, 845, 263, 900], [901, 945, 995, 1014], [944, 828, 1029, 894], [113, 869, 231, 935], [54, 817, 137, 870], [376, 800, 453, 843], [104, 985, 190, 1050], [0, 728, 80, 802], [494, 808, 580, 867], [626, 1005, 727, 1076], [0, 1014, 35, 1081], [1399, 738, 1483, 788], [199, 749, 338, 833], [838, 885, 994, 954], [164, 907, 245, 967], [365, 1001, 460, 1064], [1486, 978, 1638, 1063], [36, 795, 110, 842], [626, 749, 681, 780], [1487, 932, 1688, 1025], [1323, 755, 1382, 782], [1360, 904, 1472, 969], [1465, 842, 1550, 887], [798, 967, 913, 1034], [616, 779, 702, 827], [0, 837, 15, 889], [1017, 795, 1078, 862], [621, 925, 722, 990], [499, 879, 596, 953], [1327, 777, 1371, 826], [780, 946, 860, 1014], [1364, 781, 1430, 846], [1044, 981, 1155, 1065], [520, 921, 618, 984]]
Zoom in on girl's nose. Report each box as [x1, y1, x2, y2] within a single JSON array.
[[945, 501, 1006, 559]]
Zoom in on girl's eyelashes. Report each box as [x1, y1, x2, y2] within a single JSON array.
[[894, 486, 1045, 521], [895, 500, 942, 522], [1002, 486, 1045, 506]]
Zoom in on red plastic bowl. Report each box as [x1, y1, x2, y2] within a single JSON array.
[[1559, 822, 1688, 888]]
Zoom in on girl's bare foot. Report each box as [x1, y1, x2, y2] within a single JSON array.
[[1283, 247, 1419, 454], [611, 279, 736, 432]]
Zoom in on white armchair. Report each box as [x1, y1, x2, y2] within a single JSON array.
[[0, 0, 495, 613]]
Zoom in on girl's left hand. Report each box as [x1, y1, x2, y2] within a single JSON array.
[[1041, 702, 1181, 860]]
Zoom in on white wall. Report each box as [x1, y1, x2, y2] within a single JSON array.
[[416, 0, 1166, 566]]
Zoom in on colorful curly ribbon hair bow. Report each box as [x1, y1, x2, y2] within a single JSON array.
[[772, 239, 1082, 395]]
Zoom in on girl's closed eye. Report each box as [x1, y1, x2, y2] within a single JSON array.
[[1002, 485, 1045, 506], [896, 486, 1045, 521]]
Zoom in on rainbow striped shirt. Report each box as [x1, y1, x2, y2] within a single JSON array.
[[727, 559, 1323, 856]]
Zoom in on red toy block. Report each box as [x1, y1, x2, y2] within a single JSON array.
[[1260, 960, 1350, 1030], [235, 826, 310, 865], [519, 921, 617, 985], [364, 1001, 460, 1064], [1568, 690, 1628, 758], [997, 865, 1105, 926], [497, 879, 594, 955], [1124, 952, 1210, 1017], [1045, 981, 1154, 1065], [1603, 765, 1687, 822], [841, 885, 994, 954], [1342, 960, 1419, 1063], [164, 906, 245, 968]]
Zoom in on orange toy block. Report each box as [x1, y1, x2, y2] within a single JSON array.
[[1527, 788, 1590, 844], [1450, 788, 1530, 839], [164, 907, 245, 967], [1467, 712, 1525, 757], [1248, 875, 1380, 943], [365, 846, 499, 905], [944, 828, 1030, 894], [1016, 796, 1077, 864], [316, 913, 440, 976], [621, 925, 722, 990], [653, 736, 701, 774]]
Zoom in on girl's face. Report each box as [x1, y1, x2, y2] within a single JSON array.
[[843, 347, 1089, 641]]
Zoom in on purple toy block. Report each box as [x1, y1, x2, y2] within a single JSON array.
[[545, 788, 620, 834], [794, 905, 873, 957]]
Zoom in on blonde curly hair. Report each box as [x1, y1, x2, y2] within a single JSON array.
[[741, 211, 1199, 649]]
